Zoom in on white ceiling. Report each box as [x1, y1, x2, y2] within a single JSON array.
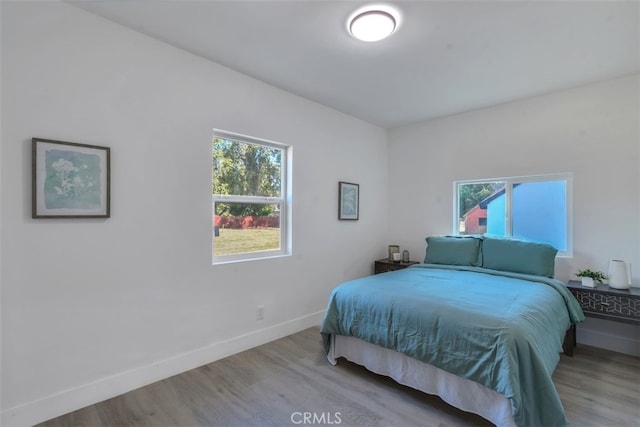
[[70, 0, 639, 129]]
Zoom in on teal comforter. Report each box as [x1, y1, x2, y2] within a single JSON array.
[[320, 264, 584, 427]]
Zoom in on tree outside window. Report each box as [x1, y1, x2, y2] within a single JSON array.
[[212, 131, 290, 263]]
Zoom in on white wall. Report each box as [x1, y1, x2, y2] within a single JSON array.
[[389, 74, 640, 356], [0, 2, 389, 425]]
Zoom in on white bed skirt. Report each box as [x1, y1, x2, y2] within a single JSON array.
[[328, 334, 517, 427]]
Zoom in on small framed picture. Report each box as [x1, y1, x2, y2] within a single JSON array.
[[32, 138, 111, 218], [338, 181, 359, 220]]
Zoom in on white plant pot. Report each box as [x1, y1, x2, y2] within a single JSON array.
[[581, 277, 595, 288]]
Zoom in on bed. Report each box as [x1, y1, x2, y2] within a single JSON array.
[[320, 235, 585, 427]]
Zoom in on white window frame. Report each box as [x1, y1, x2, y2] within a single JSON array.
[[212, 129, 292, 264], [453, 173, 573, 257]]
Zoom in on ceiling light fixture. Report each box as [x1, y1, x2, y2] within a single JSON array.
[[347, 5, 400, 42]]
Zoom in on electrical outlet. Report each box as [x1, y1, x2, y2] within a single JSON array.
[[256, 305, 265, 320]]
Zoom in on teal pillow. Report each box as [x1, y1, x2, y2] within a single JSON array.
[[481, 236, 557, 277], [424, 236, 481, 266]]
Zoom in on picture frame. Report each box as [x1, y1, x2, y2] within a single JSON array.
[[338, 181, 359, 220], [32, 138, 111, 218], [388, 245, 400, 262]]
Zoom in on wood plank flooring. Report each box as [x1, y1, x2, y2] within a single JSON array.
[[39, 327, 640, 427]]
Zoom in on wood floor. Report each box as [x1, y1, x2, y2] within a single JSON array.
[[39, 327, 640, 427]]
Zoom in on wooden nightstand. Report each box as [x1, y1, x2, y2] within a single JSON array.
[[566, 280, 640, 324], [374, 259, 419, 274], [564, 280, 640, 356]]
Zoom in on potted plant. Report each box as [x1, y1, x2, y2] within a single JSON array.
[[576, 269, 607, 288]]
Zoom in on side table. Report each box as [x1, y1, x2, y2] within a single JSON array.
[[374, 259, 419, 274], [564, 280, 640, 356]]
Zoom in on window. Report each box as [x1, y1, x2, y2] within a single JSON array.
[[454, 173, 572, 257], [212, 129, 291, 263]]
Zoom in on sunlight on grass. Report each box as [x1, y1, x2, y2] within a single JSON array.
[[214, 228, 280, 256]]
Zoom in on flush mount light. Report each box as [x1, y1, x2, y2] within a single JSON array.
[[347, 5, 400, 42]]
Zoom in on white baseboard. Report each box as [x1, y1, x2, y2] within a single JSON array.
[[577, 324, 640, 357], [1, 310, 326, 427]]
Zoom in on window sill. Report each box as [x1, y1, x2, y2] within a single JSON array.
[[212, 252, 291, 265]]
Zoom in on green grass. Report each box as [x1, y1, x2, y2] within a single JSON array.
[[214, 227, 280, 256]]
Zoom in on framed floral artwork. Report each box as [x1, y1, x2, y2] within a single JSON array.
[[32, 138, 111, 218], [338, 181, 359, 220]]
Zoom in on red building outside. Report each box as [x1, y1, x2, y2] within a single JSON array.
[[462, 205, 487, 234]]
